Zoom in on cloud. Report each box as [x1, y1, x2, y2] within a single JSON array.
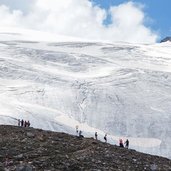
[[0, 5, 22, 27], [0, 0, 158, 43]]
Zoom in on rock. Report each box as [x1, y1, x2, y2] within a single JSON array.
[[14, 154, 24, 159], [37, 134, 46, 141], [150, 164, 157, 170], [16, 164, 33, 171], [26, 132, 35, 138], [21, 138, 28, 143], [133, 159, 137, 162], [0, 162, 3, 167]]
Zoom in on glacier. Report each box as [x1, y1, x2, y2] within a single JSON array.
[[0, 28, 171, 158]]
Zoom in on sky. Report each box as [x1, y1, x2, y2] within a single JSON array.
[[93, 0, 171, 40], [0, 0, 170, 43]]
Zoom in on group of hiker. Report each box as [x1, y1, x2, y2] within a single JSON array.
[[102, 132, 129, 149], [18, 119, 31, 127], [18, 121, 130, 148], [119, 138, 129, 148], [76, 126, 129, 149]]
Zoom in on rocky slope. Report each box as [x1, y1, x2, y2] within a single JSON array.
[[0, 125, 171, 171]]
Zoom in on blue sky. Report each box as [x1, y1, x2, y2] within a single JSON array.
[[92, 0, 171, 40]]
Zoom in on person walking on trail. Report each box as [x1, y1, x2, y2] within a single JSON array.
[[18, 119, 20, 126], [95, 132, 98, 140], [24, 120, 27, 127], [79, 130, 82, 137], [27, 120, 30, 127], [124, 139, 129, 148], [21, 119, 24, 127], [104, 134, 107, 143], [79, 130, 84, 138], [119, 139, 124, 147], [76, 125, 79, 134]]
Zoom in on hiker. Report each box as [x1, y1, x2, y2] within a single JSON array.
[[79, 130, 84, 138], [24, 120, 27, 127], [21, 119, 24, 127], [104, 133, 107, 143], [95, 132, 98, 140], [76, 125, 79, 134], [27, 120, 30, 127], [119, 139, 124, 147], [18, 119, 20, 126], [124, 139, 129, 148]]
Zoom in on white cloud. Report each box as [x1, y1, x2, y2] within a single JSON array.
[[0, 0, 158, 43], [0, 5, 22, 27]]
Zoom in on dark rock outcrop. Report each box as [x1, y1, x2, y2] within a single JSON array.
[[0, 125, 171, 170], [160, 37, 171, 43]]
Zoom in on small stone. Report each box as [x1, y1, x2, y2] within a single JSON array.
[[133, 159, 137, 162], [16, 164, 33, 171], [21, 138, 27, 142], [15, 154, 24, 159], [26, 132, 35, 138], [150, 164, 157, 171]]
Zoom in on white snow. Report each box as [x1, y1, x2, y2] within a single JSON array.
[[0, 27, 171, 158]]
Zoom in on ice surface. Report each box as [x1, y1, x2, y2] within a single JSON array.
[[0, 28, 171, 158]]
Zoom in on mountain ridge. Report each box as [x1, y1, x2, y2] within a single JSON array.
[[160, 36, 171, 43]]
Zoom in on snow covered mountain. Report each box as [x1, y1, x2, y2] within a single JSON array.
[[161, 37, 171, 43], [0, 28, 171, 159]]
